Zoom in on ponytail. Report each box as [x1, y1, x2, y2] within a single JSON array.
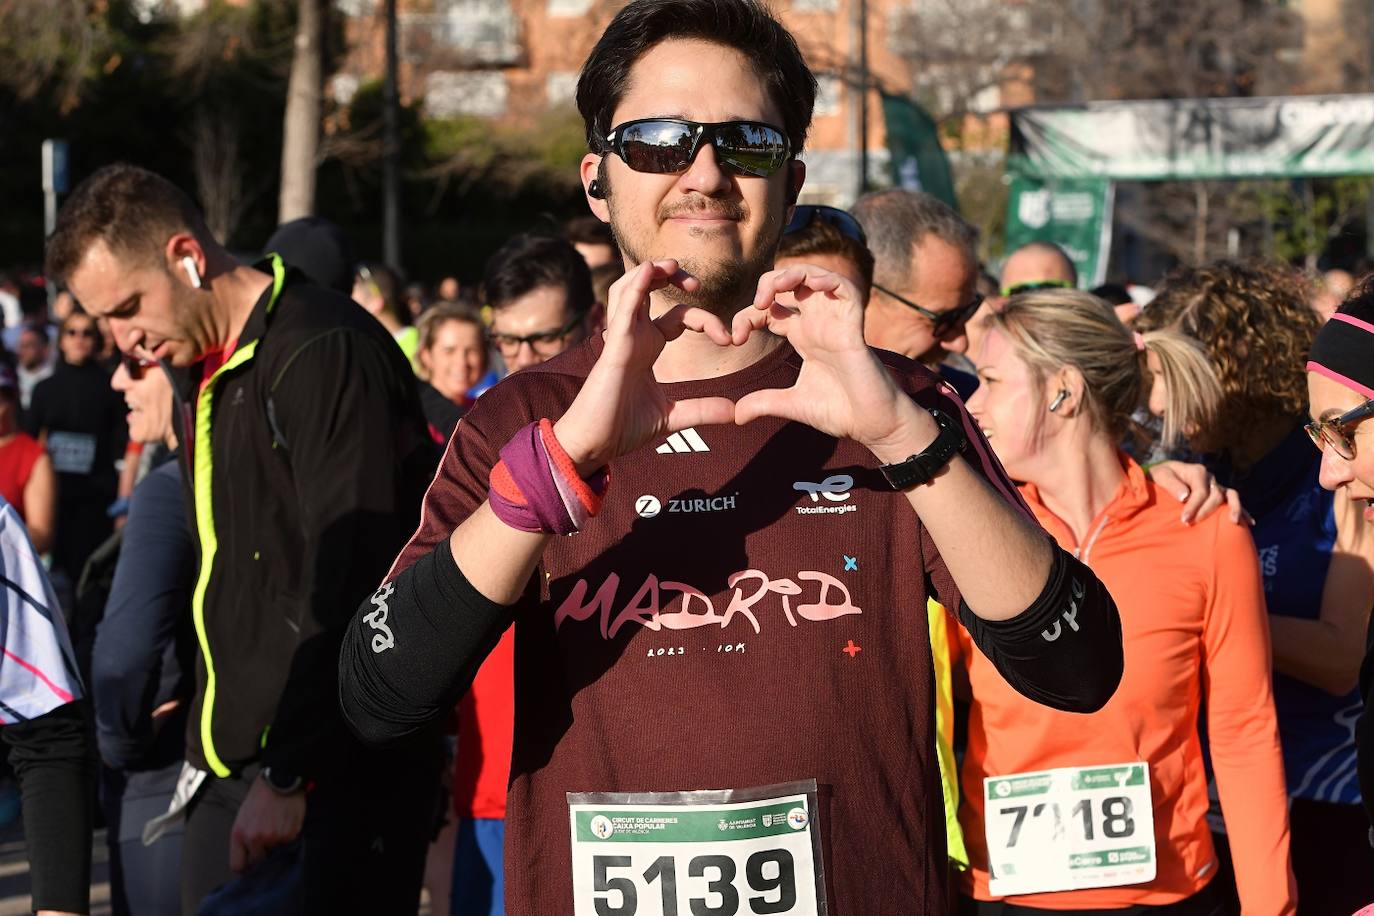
[[991, 289, 1222, 451], [1139, 331, 1221, 450]]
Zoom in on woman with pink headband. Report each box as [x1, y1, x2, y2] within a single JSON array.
[[1306, 283, 1374, 848]]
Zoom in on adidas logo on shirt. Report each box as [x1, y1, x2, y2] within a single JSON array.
[[656, 429, 710, 454]]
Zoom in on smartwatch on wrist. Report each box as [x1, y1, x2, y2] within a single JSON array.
[[261, 765, 305, 795], [878, 409, 966, 491]]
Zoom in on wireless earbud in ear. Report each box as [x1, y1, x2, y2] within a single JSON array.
[[1048, 389, 1069, 413], [181, 256, 202, 289], [587, 179, 606, 200]]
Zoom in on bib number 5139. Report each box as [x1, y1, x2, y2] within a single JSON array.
[[592, 850, 797, 916]]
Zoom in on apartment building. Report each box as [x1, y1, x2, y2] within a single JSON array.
[[332, 0, 985, 204]]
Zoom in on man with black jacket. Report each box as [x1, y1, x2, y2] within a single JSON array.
[[47, 163, 440, 914]]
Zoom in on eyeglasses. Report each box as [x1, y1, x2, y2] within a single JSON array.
[[784, 205, 867, 245], [120, 352, 159, 380], [490, 313, 583, 358], [64, 327, 99, 339], [603, 119, 791, 178], [871, 283, 985, 336], [1002, 279, 1074, 297], [1305, 399, 1374, 460]]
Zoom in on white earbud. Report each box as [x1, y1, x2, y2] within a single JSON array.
[[181, 256, 202, 289]]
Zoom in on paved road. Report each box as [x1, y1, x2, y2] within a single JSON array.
[[0, 822, 111, 916], [0, 821, 436, 914]]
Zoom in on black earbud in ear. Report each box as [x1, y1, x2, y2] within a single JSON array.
[[588, 179, 606, 200], [784, 174, 799, 206]]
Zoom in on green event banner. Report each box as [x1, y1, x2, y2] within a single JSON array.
[[1004, 175, 1114, 287], [1008, 94, 1374, 182], [882, 92, 959, 210]]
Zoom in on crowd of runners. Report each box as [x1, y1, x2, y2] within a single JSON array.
[[2, 0, 1374, 914]]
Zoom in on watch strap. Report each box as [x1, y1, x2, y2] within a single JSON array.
[[261, 765, 305, 795], [878, 409, 966, 490]]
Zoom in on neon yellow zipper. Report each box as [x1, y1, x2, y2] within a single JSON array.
[[190, 255, 286, 776]]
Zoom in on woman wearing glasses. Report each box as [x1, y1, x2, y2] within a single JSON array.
[[959, 289, 1293, 914], [25, 309, 127, 612], [1137, 262, 1374, 914], [1305, 283, 1374, 865]]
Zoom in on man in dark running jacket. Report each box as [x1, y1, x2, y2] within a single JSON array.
[[48, 164, 440, 914], [339, 1, 1124, 912]]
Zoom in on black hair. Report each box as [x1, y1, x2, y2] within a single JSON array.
[[1337, 275, 1374, 325], [482, 234, 595, 318], [565, 215, 616, 248], [355, 261, 410, 327], [777, 218, 875, 298], [1090, 282, 1133, 306], [576, 0, 817, 157]]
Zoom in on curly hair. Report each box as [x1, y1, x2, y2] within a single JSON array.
[[1134, 261, 1319, 453]]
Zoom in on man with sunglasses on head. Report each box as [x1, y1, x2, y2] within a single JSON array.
[[964, 241, 1079, 360], [341, 1, 1125, 911], [486, 233, 599, 374], [851, 190, 984, 400], [44, 163, 443, 915]]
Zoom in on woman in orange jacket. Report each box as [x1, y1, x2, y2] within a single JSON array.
[[958, 289, 1295, 914]]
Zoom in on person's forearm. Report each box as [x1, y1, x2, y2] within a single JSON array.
[[868, 405, 1052, 621], [1269, 614, 1364, 696], [448, 501, 552, 604]]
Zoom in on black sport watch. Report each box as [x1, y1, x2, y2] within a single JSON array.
[[261, 765, 305, 795], [877, 409, 966, 491]]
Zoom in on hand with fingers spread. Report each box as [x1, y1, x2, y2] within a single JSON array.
[[732, 264, 938, 460], [553, 259, 737, 472]]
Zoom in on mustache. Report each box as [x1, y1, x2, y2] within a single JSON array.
[[658, 199, 747, 222]]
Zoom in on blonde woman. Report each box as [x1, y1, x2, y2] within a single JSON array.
[[414, 302, 490, 443], [958, 289, 1294, 914]]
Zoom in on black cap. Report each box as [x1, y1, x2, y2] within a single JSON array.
[[264, 217, 356, 295]]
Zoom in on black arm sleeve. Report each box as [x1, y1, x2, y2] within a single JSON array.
[[957, 546, 1123, 713], [339, 540, 513, 746], [1, 700, 94, 914]]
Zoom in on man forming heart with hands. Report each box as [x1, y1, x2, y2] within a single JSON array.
[[341, 2, 1124, 910]]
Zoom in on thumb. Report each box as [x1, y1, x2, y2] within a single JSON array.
[[666, 396, 737, 432], [734, 387, 799, 426]]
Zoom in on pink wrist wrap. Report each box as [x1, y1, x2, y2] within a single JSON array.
[[488, 419, 609, 535]]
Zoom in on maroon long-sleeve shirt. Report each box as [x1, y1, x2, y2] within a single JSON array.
[[348, 336, 1121, 914]]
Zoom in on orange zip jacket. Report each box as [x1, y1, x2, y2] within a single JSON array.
[[956, 454, 1295, 913]]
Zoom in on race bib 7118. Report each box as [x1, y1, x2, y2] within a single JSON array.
[[985, 762, 1156, 897]]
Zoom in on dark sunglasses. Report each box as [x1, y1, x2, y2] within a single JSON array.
[[871, 283, 985, 336], [603, 118, 790, 178], [1305, 399, 1374, 460], [784, 205, 867, 245], [1002, 279, 1074, 297], [120, 352, 159, 380]]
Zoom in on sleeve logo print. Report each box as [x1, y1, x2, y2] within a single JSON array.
[[364, 582, 397, 654], [1039, 577, 1086, 643]]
